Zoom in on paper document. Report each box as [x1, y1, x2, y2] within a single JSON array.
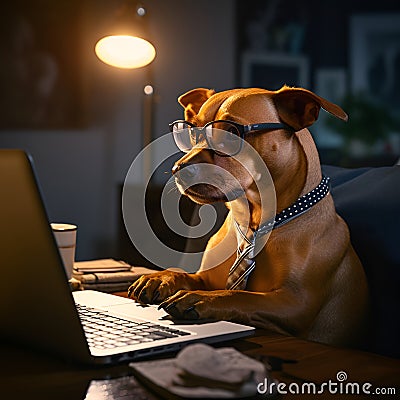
[[74, 258, 132, 273]]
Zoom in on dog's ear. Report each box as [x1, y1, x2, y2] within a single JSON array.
[[178, 88, 215, 120], [272, 86, 348, 131]]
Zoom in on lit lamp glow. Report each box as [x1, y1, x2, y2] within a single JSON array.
[[95, 4, 156, 182], [95, 35, 156, 69]]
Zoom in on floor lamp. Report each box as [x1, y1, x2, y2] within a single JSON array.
[[95, 2, 156, 182]]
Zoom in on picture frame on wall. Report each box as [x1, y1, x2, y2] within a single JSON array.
[[241, 52, 309, 90], [350, 14, 400, 116]]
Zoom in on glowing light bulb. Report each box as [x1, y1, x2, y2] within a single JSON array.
[[95, 35, 156, 69]]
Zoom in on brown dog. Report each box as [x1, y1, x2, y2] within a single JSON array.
[[128, 86, 369, 347]]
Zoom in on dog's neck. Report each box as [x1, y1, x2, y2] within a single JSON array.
[[228, 128, 322, 232]]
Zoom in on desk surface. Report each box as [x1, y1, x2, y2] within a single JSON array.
[[1, 304, 399, 400]]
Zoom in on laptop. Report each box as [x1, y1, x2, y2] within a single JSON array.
[[0, 149, 254, 365]]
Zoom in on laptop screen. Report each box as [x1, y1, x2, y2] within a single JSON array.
[[0, 150, 91, 363]]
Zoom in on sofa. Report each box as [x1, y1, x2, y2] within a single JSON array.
[[322, 164, 400, 358]]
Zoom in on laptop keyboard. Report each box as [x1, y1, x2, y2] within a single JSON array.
[[76, 304, 191, 350]]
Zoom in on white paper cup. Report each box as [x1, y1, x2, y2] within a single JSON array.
[[51, 223, 77, 280]]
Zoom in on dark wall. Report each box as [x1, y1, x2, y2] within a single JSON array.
[[236, 0, 400, 165], [236, 0, 400, 88]]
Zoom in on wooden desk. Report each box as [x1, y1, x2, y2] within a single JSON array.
[[1, 310, 399, 399]]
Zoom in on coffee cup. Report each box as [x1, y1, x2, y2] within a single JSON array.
[[51, 223, 77, 280]]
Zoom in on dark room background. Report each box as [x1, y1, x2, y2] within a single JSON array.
[[1, 0, 399, 262]]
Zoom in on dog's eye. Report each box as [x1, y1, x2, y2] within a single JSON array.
[[212, 122, 239, 136], [226, 128, 239, 139], [205, 124, 241, 156]]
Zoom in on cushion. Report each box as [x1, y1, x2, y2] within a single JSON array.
[[323, 165, 400, 358]]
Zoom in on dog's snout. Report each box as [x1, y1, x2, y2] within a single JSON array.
[[172, 162, 198, 180]]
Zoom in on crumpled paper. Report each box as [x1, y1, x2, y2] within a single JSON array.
[[130, 343, 277, 398]]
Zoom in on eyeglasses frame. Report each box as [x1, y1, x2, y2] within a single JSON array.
[[169, 119, 294, 156]]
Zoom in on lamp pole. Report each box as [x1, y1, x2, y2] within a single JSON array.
[[94, 2, 156, 183], [143, 83, 154, 182]]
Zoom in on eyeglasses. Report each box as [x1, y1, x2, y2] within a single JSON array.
[[169, 119, 294, 156]]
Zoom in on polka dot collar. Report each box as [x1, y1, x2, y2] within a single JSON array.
[[256, 175, 331, 237]]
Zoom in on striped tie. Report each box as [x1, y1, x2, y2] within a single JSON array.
[[225, 176, 331, 290], [226, 221, 256, 290]]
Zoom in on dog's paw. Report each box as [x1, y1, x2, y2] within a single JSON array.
[[157, 290, 228, 320], [127, 270, 202, 304]]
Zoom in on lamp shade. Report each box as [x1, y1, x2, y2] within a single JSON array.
[[95, 3, 156, 69], [95, 35, 156, 69]]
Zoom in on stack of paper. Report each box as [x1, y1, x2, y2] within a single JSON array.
[[72, 259, 156, 293]]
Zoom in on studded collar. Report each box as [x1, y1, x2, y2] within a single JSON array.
[[253, 175, 331, 239]]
